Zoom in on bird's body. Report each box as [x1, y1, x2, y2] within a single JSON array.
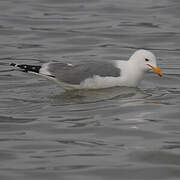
[[10, 49, 163, 90]]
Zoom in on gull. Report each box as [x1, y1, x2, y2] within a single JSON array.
[[10, 49, 163, 90]]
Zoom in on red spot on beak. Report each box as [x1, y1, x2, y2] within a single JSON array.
[[147, 64, 163, 77]]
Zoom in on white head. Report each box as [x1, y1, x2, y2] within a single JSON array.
[[128, 49, 163, 76]]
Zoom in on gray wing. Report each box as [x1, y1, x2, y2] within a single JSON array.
[[46, 61, 121, 85]]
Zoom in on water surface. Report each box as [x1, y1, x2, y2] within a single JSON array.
[[0, 0, 180, 179]]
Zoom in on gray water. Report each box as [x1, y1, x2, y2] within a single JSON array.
[[0, 0, 180, 179]]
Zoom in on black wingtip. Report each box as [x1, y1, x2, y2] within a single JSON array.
[[10, 63, 41, 73], [10, 63, 17, 67]]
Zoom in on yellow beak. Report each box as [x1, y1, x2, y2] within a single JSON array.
[[147, 64, 163, 77]]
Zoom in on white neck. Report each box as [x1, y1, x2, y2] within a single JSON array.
[[117, 60, 145, 87], [128, 61, 145, 86]]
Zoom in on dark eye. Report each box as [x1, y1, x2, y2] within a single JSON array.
[[145, 58, 149, 62]]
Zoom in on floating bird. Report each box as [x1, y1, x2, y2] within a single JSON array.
[[10, 49, 163, 90]]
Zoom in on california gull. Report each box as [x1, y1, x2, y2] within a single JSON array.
[[10, 49, 163, 90]]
